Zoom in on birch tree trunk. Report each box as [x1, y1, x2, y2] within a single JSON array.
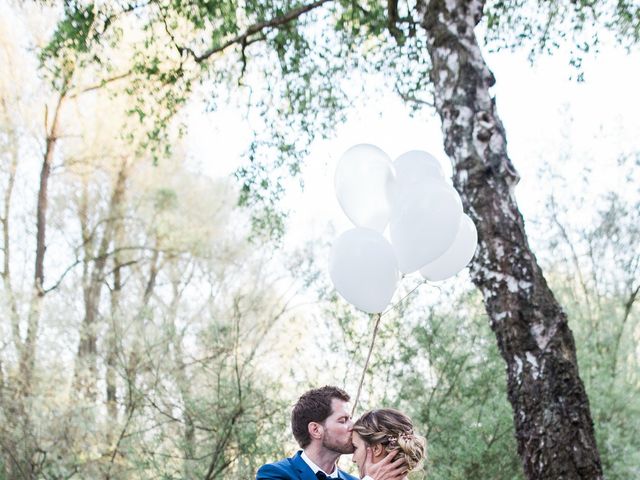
[[420, 1, 603, 478]]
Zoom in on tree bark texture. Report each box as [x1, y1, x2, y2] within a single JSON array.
[[420, 1, 603, 478]]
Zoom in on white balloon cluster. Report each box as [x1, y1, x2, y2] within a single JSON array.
[[329, 144, 478, 314]]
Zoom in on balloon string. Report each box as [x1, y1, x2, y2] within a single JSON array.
[[381, 279, 427, 318], [350, 280, 427, 417], [351, 312, 381, 417]]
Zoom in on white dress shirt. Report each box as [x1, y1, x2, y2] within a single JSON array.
[[300, 450, 374, 480], [300, 450, 339, 478]]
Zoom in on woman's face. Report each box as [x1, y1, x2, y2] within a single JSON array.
[[351, 432, 375, 476]]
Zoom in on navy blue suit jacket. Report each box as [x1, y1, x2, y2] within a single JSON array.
[[256, 451, 358, 480]]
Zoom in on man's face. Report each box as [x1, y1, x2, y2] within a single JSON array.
[[321, 398, 354, 454]]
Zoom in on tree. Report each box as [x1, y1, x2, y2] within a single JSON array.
[[32, 0, 640, 478], [0, 7, 315, 477], [419, 2, 602, 477]]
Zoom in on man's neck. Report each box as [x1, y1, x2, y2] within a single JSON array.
[[303, 444, 341, 475]]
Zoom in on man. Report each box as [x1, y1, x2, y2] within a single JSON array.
[[256, 386, 407, 480]]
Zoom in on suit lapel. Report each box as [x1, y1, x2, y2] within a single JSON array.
[[291, 451, 355, 480], [291, 451, 318, 480]]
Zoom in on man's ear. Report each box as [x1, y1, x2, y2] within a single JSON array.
[[308, 422, 323, 441]]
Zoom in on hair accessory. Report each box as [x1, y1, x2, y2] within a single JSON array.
[[399, 431, 413, 441], [386, 429, 413, 445]]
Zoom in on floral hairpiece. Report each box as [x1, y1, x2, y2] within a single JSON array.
[[386, 429, 413, 445]]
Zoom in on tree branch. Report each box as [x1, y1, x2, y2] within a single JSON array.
[[68, 71, 133, 99], [182, 0, 333, 63], [395, 84, 434, 108], [43, 258, 81, 294], [387, 0, 404, 44], [611, 282, 639, 376], [203, 406, 244, 480]]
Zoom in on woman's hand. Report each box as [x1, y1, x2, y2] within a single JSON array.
[[362, 448, 408, 480]]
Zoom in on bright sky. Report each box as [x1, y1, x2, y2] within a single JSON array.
[[187, 37, 640, 257]]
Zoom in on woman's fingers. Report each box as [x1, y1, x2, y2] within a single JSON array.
[[366, 450, 408, 480], [378, 449, 397, 465], [388, 455, 408, 477]]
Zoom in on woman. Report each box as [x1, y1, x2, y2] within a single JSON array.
[[351, 409, 426, 478]]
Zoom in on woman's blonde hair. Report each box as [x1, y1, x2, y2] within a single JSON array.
[[352, 409, 426, 472]]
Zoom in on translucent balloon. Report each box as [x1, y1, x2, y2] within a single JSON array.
[[335, 144, 395, 232], [420, 214, 478, 281], [389, 178, 463, 273], [329, 228, 399, 313], [390, 151, 446, 209], [394, 150, 445, 185]]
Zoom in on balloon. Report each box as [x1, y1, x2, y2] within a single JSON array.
[[419, 214, 478, 281], [335, 144, 395, 232], [390, 150, 445, 208], [389, 178, 463, 273], [329, 228, 399, 313], [394, 150, 445, 185]]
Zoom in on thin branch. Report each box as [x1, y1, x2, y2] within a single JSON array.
[[549, 193, 593, 317], [395, 85, 435, 108], [203, 406, 244, 480], [103, 260, 138, 284], [68, 71, 133, 99], [0, 438, 28, 479], [182, 0, 332, 63], [611, 282, 639, 377], [42, 258, 82, 294], [238, 33, 267, 84], [105, 397, 137, 480]]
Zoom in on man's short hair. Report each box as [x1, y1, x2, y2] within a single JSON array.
[[291, 385, 350, 448]]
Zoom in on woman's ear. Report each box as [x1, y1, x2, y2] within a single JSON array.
[[371, 443, 385, 459]]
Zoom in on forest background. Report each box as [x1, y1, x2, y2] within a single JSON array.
[[0, 1, 638, 479]]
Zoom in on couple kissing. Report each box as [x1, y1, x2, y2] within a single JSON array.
[[257, 386, 426, 480]]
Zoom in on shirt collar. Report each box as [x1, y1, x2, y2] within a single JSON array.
[[300, 450, 339, 478]]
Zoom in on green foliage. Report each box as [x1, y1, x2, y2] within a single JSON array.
[[484, 0, 640, 79], [532, 153, 640, 479], [39, 1, 96, 90], [37, 0, 640, 239], [395, 289, 523, 480], [40, 1, 96, 61]]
